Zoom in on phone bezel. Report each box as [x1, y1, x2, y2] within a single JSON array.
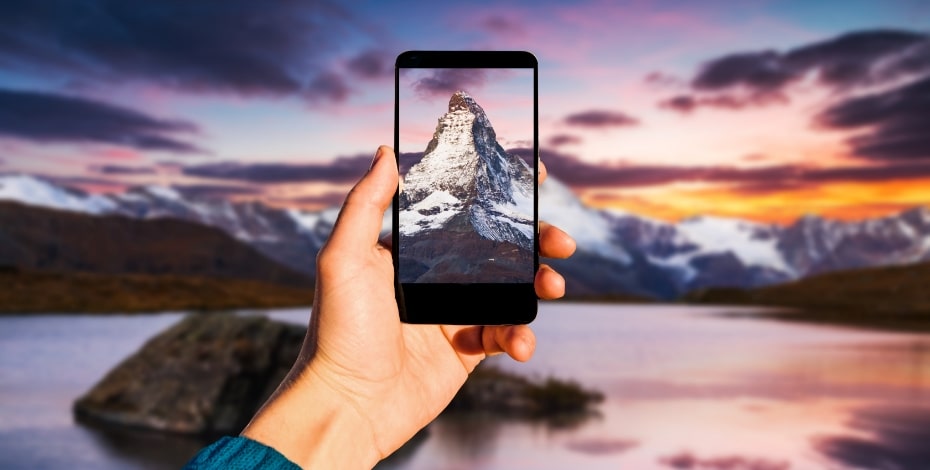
[[393, 50, 539, 325]]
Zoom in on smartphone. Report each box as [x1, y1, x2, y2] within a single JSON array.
[[393, 51, 539, 325]]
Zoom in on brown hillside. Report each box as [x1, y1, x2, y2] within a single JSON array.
[[0, 201, 311, 287], [0, 268, 312, 314], [685, 261, 930, 331]]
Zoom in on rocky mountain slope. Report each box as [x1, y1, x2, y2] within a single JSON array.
[[0, 201, 310, 287], [398, 91, 535, 283]]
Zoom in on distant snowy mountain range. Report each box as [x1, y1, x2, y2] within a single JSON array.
[[2, 171, 929, 299]]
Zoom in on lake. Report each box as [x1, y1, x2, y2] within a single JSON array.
[[1, 304, 928, 469]]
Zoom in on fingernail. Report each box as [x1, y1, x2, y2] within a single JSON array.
[[370, 146, 386, 171]]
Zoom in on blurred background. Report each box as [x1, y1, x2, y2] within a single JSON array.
[[0, 1, 928, 469]]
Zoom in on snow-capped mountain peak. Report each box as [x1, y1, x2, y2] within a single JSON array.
[[676, 215, 792, 274], [399, 91, 534, 250], [0, 174, 117, 214]]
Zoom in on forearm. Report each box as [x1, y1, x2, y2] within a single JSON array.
[[241, 365, 381, 469]]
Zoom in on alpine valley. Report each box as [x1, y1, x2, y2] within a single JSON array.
[[2, 162, 930, 302]]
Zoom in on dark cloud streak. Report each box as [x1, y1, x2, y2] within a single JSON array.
[[175, 184, 264, 200], [564, 110, 639, 128], [817, 76, 930, 160], [0, 88, 203, 153], [183, 154, 371, 184], [659, 93, 787, 113], [413, 69, 487, 97], [271, 191, 348, 207], [664, 29, 930, 113], [91, 164, 157, 175], [548, 134, 582, 147], [346, 49, 393, 80], [509, 147, 930, 190], [0, 0, 367, 102], [693, 30, 929, 93]]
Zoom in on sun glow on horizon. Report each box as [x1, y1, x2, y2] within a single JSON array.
[[583, 178, 930, 225]]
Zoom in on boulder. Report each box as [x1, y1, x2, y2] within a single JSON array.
[[74, 313, 305, 435], [74, 313, 603, 436]]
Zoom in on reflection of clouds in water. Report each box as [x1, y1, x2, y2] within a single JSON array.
[[564, 438, 638, 455], [814, 406, 930, 470], [659, 451, 790, 470], [607, 376, 923, 403]]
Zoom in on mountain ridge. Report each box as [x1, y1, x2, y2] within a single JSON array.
[[1, 172, 929, 299], [398, 91, 535, 283]]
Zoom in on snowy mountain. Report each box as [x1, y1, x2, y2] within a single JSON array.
[[0, 174, 117, 214], [398, 91, 535, 283], [0, 174, 326, 276], [2, 169, 930, 298], [400, 91, 534, 250]]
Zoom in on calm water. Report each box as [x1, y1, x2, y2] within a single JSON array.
[[1, 305, 928, 469]]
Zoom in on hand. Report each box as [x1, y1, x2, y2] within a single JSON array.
[[242, 146, 576, 468]]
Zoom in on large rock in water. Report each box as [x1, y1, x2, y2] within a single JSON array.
[[74, 313, 603, 437], [74, 313, 305, 435]]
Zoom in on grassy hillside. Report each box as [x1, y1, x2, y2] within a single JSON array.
[[0, 201, 311, 287], [0, 268, 313, 314], [684, 261, 930, 331]]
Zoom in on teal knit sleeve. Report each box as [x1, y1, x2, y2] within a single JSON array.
[[184, 436, 301, 470]]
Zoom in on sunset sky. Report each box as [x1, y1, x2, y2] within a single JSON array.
[[0, 0, 928, 224]]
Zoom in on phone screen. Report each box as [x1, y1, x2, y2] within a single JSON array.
[[394, 51, 538, 324]]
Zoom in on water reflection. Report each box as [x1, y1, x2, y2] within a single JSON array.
[[815, 406, 930, 469], [564, 437, 639, 456], [76, 423, 206, 470], [658, 451, 790, 470], [2, 306, 929, 469]]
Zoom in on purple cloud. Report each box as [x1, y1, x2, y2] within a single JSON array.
[[817, 76, 930, 160], [547, 134, 583, 147], [479, 15, 527, 38], [694, 30, 929, 93], [183, 154, 370, 183], [305, 71, 351, 103], [91, 165, 157, 175], [270, 191, 348, 207], [0, 0, 371, 102], [661, 29, 930, 113], [508, 147, 930, 190], [659, 93, 788, 113], [413, 69, 488, 97], [564, 110, 640, 128], [398, 151, 425, 176], [0, 88, 203, 154], [175, 184, 264, 200], [346, 49, 393, 80]]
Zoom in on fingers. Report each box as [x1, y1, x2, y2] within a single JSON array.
[[535, 264, 565, 300], [326, 146, 398, 252], [484, 325, 536, 362], [539, 222, 575, 259], [450, 325, 537, 363], [538, 159, 548, 185]]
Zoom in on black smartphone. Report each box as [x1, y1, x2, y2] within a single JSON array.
[[393, 50, 539, 325]]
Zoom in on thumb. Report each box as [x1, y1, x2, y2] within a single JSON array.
[[326, 146, 397, 252]]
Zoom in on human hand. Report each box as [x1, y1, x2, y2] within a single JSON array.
[[242, 146, 576, 469]]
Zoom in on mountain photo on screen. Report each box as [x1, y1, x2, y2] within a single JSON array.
[[399, 90, 534, 284]]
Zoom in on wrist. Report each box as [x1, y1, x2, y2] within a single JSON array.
[[241, 365, 381, 469]]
